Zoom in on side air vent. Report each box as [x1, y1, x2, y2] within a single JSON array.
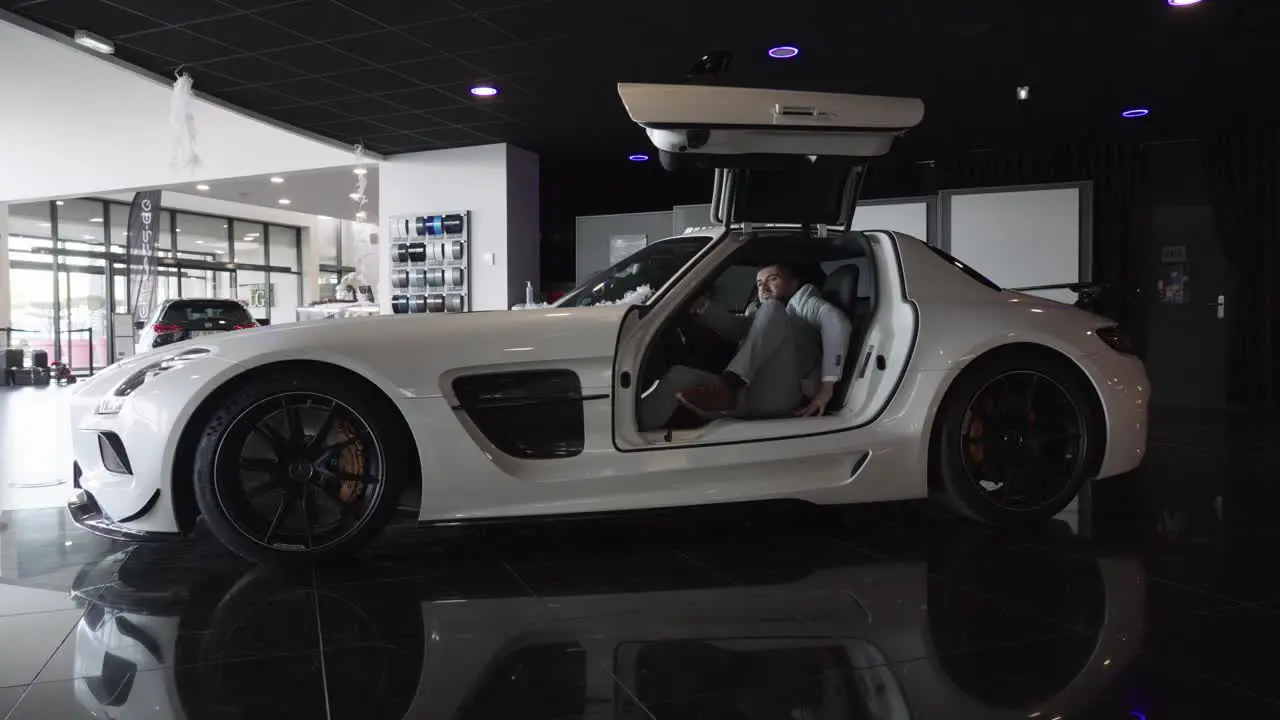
[[98, 432, 133, 475], [452, 370, 586, 459]]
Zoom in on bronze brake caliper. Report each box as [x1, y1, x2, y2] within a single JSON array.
[[333, 420, 367, 504], [964, 411, 985, 465]]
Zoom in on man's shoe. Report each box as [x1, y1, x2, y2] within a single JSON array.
[[676, 382, 737, 419]]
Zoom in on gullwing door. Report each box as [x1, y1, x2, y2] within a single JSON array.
[[617, 83, 925, 230]]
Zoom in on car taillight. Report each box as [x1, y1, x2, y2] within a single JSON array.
[[1095, 326, 1136, 355], [152, 323, 182, 334], [232, 324, 257, 330]]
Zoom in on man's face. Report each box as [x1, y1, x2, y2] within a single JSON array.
[[756, 265, 798, 302]]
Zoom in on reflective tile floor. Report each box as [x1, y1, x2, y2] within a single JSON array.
[[1, 404, 1279, 718]]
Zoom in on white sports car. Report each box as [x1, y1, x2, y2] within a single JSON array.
[[65, 83, 1150, 562]]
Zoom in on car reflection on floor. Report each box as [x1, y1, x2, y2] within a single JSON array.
[[63, 509, 1142, 719]]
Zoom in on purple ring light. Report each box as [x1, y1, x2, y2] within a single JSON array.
[[629, 154, 650, 162], [1168, 0, 1201, 5], [470, 85, 498, 97], [1121, 108, 1150, 118], [767, 45, 799, 59]]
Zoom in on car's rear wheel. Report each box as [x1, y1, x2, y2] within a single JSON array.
[[931, 350, 1102, 525], [193, 371, 406, 563]]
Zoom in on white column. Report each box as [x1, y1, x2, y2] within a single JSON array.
[[0, 203, 10, 330], [377, 144, 540, 313]]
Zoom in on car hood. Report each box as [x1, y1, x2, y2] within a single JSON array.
[[178, 304, 635, 369]]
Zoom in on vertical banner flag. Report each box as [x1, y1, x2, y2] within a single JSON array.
[[127, 190, 163, 325]]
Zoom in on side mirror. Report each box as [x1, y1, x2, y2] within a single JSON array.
[[133, 321, 145, 331]]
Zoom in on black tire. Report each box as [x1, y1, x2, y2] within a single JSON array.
[[930, 349, 1103, 525], [193, 369, 407, 563]]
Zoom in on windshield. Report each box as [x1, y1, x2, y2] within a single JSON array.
[[556, 235, 713, 308]]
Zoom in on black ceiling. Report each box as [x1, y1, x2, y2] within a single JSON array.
[[4, 0, 1276, 160]]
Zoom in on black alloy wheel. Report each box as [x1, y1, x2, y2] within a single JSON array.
[[959, 371, 1085, 513], [214, 392, 384, 552], [194, 371, 407, 562], [932, 351, 1100, 525]]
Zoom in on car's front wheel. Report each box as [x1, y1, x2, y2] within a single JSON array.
[[193, 369, 407, 563], [931, 350, 1103, 525]]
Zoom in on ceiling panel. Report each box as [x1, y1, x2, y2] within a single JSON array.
[[5, 0, 1273, 160]]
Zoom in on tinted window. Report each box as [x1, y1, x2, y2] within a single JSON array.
[[160, 300, 254, 325], [925, 245, 1002, 291]]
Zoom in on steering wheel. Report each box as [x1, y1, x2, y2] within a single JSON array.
[[638, 313, 740, 392], [638, 314, 705, 391]]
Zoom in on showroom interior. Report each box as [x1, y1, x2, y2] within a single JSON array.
[[1, 0, 1279, 717]]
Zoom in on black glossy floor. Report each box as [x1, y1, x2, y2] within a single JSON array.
[[2, 410, 1279, 719]]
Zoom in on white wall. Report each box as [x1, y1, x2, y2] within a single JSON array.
[[854, 201, 931, 243], [0, 204, 9, 329], [378, 144, 539, 312], [946, 186, 1085, 304], [506, 146, 541, 304], [0, 18, 361, 204]]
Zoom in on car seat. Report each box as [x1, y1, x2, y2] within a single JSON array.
[[821, 264, 862, 411]]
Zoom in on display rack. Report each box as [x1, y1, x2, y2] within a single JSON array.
[[388, 210, 470, 315]]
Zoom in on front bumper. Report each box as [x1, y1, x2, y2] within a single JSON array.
[[67, 350, 244, 537], [67, 487, 183, 543]]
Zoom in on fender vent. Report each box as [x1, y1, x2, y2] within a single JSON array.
[[453, 370, 587, 459]]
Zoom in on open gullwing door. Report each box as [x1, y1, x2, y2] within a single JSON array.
[[617, 83, 924, 230]]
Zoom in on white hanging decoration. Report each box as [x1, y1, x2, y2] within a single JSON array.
[[351, 143, 369, 215], [170, 69, 200, 172]]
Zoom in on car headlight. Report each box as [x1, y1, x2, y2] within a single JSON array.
[[95, 348, 212, 415], [1095, 326, 1136, 356]]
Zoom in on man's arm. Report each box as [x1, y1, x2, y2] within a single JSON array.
[[796, 296, 853, 417], [693, 298, 754, 343], [815, 299, 853, 384]]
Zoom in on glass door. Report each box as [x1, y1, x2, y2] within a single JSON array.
[[178, 267, 234, 300], [58, 265, 110, 373], [7, 267, 58, 365]]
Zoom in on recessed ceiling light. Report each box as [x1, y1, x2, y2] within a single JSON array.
[[270, 176, 284, 184], [38, 222, 50, 227], [629, 154, 649, 162], [243, 235, 257, 241], [74, 29, 114, 54], [196, 184, 210, 191], [176, 228, 182, 232], [1121, 108, 1150, 118], [353, 167, 367, 176], [196, 240, 205, 244], [55, 201, 64, 206], [1168, 0, 1201, 5], [348, 192, 363, 200], [246, 232, 259, 238], [81, 234, 94, 240], [470, 85, 499, 97], [278, 198, 291, 205], [89, 217, 103, 223], [1016, 85, 1031, 101], [767, 45, 799, 59]]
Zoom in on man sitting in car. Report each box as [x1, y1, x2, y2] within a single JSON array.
[[639, 261, 853, 430]]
